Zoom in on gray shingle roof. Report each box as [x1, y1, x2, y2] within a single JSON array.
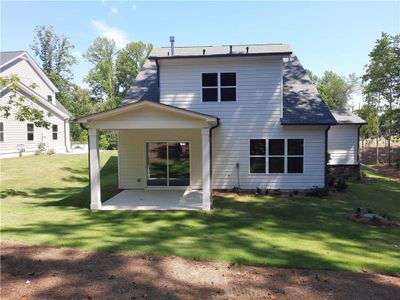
[[149, 44, 292, 59], [55, 99, 72, 117], [123, 47, 337, 126], [330, 109, 367, 125], [0, 51, 25, 66], [281, 55, 337, 125], [121, 60, 158, 105]]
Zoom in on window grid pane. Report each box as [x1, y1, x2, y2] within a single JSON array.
[[269, 139, 284, 155], [202, 88, 218, 101], [202, 73, 218, 87], [220, 73, 236, 86]]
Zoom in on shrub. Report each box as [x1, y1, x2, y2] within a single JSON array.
[[306, 186, 329, 197], [35, 142, 46, 155], [47, 149, 56, 155], [335, 178, 348, 192], [99, 135, 109, 150]]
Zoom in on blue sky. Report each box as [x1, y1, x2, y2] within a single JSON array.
[[1, 1, 399, 93]]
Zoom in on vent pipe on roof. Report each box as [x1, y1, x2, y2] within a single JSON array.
[[246, 46, 249, 54], [170, 36, 175, 56], [203, 49, 206, 55], [229, 45, 232, 54]]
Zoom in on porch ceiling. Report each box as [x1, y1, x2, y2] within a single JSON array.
[[101, 190, 203, 211]]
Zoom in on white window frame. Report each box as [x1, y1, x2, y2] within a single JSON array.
[[249, 138, 305, 175], [0, 122, 4, 142], [249, 139, 266, 174], [201, 72, 237, 102], [52, 124, 58, 140], [27, 123, 34, 141]]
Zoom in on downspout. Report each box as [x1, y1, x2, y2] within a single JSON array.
[[64, 118, 68, 152], [324, 126, 331, 188], [209, 118, 220, 208], [155, 59, 160, 101], [357, 125, 362, 164]]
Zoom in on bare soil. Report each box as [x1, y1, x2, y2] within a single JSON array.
[[360, 142, 400, 165], [1, 240, 399, 300]]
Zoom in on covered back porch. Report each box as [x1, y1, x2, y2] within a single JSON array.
[[78, 101, 218, 211]]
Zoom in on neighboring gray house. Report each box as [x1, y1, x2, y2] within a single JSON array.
[[0, 51, 72, 158], [78, 41, 365, 211]]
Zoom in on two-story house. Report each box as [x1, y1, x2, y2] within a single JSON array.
[[78, 40, 365, 211], [0, 51, 72, 158]]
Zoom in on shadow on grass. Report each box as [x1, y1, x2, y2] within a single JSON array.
[[2, 155, 400, 273]]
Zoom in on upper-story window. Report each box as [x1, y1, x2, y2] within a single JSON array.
[[47, 95, 53, 102], [202, 72, 236, 102], [27, 123, 34, 141]]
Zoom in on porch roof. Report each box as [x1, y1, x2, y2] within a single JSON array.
[[77, 100, 219, 129]]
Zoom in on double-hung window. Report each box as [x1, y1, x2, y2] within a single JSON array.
[[268, 139, 285, 173], [27, 123, 34, 141], [0, 122, 4, 142], [287, 139, 304, 173], [249, 139, 266, 173], [202, 72, 236, 102], [52, 124, 58, 140], [249, 138, 304, 174]]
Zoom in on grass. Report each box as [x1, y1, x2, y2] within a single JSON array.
[[1, 151, 399, 273]]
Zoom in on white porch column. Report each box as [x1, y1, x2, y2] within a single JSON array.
[[89, 128, 101, 210], [201, 128, 212, 211]]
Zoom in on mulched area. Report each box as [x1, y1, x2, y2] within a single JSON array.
[[1, 240, 399, 300]]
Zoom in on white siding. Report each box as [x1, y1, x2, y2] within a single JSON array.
[[159, 57, 327, 190], [118, 129, 202, 189], [328, 125, 359, 165], [0, 91, 67, 157], [2, 58, 56, 102]]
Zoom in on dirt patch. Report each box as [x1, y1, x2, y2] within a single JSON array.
[[360, 142, 400, 165], [368, 164, 400, 180], [1, 240, 399, 300]]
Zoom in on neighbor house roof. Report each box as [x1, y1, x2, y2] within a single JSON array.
[[281, 55, 337, 125], [149, 44, 292, 59], [0, 51, 25, 66], [330, 109, 367, 125]]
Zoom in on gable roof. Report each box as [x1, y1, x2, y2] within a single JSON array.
[[0, 51, 25, 66], [330, 109, 367, 125], [149, 44, 292, 59], [77, 100, 218, 124], [121, 46, 336, 126], [0, 51, 59, 93], [281, 55, 337, 125]]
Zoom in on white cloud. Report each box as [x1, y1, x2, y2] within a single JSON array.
[[131, 4, 137, 10], [110, 6, 118, 15], [91, 20, 129, 48]]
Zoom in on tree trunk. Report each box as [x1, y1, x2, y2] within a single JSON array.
[[376, 136, 379, 165], [388, 102, 392, 166]]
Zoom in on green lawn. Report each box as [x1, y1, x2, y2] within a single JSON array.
[[1, 151, 399, 273]]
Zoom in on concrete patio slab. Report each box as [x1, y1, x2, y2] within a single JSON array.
[[101, 189, 203, 210]]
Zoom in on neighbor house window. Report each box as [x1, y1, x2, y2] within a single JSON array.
[[269, 139, 285, 173], [47, 95, 52, 102], [249, 139, 266, 173], [52, 124, 58, 140], [27, 123, 34, 141], [0, 122, 4, 142], [202, 72, 236, 102], [287, 139, 304, 173]]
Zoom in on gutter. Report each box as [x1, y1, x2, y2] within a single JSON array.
[[149, 52, 293, 60], [155, 58, 160, 101]]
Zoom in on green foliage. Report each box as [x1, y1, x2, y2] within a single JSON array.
[[0, 75, 51, 128], [99, 134, 110, 149], [379, 108, 400, 139], [116, 41, 153, 97], [78, 130, 88, 143], [100, 130, 118, 150], [356, 104, 379, 140], [84, 39, 153, 107], [84, 37, 118, 106], [306, 69, 358, 109]]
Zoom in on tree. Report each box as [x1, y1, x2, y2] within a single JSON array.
[[116, 41, 153, 97], [0, 75, 51, 128], [362, 32, 400, 165], [83, 38, 118, 107], [306, 69, 358, 109], [356, 104, 379, 163], [31, 25, 77, 92]]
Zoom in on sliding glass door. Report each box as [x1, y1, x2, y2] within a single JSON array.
[[147, 142, 190, 187]]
